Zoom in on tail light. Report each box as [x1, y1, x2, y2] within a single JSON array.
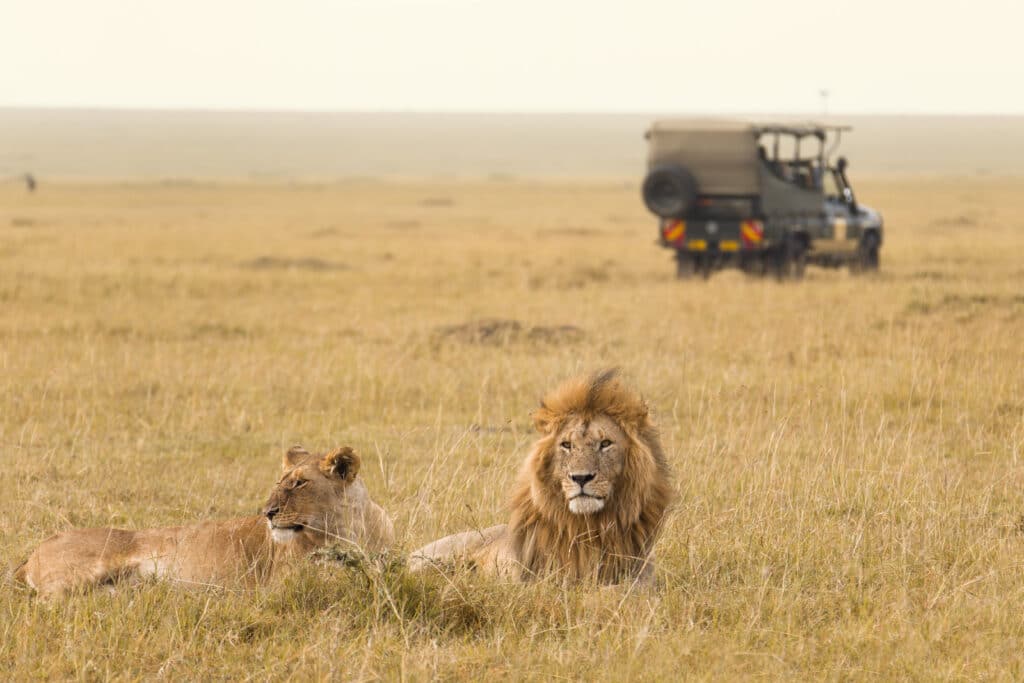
[[740, 220, 764, 248], [661, 219, 686, 244]]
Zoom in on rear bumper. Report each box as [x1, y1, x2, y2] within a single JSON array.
[[659, 218, 767, 252]]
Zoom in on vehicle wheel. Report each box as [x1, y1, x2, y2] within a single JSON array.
[[700, 255, 713, 280], [675, 251, 697, 280], [855, 232, 880, 272], [643, 164, 698, 218], [773, 237, 806, 281], [741, 255, 766, 278]]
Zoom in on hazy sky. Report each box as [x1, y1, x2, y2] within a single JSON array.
[[3, 0, 1021, 113]]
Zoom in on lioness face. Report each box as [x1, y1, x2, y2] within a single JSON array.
[[262, 446, 360, 546], [550, 414, 627, 515]]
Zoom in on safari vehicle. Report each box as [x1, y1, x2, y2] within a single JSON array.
[[642, 120, 883, 279]]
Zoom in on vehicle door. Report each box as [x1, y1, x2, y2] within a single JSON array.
[[820, 168, 860, 254]]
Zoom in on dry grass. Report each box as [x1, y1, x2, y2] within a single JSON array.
[[2, 176, 1024, 680]]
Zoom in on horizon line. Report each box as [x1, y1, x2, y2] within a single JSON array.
[[3, 105, 1024, 118]]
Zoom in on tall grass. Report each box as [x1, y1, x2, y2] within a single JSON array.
[[2, 177, 1023, 679]]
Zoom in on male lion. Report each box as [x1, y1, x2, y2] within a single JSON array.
[[13, 445, 394, 597], [411, 370, 673, 584]]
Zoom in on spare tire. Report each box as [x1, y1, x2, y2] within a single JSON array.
[[642, 164, 698, 218]]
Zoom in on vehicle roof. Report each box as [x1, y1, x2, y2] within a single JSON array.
[[647, 119, 852, 138], [645, 119, 854, 195], [645, 120, 761, 194], [647, 118, 755, 135]]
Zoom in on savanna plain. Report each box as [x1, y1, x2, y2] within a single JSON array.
[[2, 174, 1024, 680]]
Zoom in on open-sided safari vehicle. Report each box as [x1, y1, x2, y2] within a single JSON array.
[[642, 120, 883, 279]]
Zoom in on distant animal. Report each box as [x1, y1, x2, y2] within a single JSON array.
[[411, 370, 673, 585], [24, 173, 36, 192], [12, 445, 394, 598]]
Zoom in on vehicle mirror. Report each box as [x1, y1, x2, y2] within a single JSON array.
[[837, 156, 848, 173]]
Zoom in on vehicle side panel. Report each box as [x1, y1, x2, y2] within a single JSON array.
[[759, 166, 825, 217]]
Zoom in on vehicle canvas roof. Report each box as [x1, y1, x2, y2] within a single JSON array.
[[646, 119, 761, 195], [645, 119, 852, 195], [647, 119, 851, 137]]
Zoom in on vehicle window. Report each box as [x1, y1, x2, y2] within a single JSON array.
[[758, 134, 820, 188], [765, 135, 799, 161]]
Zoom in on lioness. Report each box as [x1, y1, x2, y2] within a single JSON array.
[[411, 370, 673, 584], [13, 445, 394, 597]]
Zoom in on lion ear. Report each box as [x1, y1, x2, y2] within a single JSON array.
[[532, 403, 557, 434], [283, 445, 310, 469], [320, 446, 360, 482]]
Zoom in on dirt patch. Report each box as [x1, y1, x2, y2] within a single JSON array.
[[384, 219, 421, 230], [10, 217, 34, 227], [307, 227, 341, 238], [902, 292, 1024, 316], [908, 270, 952, 281], [432, 319, 584, 346], [528, 265, 616, 290], [419, 197, 455, 208], [188, 323, 258, 339], [241, 256, 349, 271], [535, 227, 606, 238], [930, 214, 978, 228]]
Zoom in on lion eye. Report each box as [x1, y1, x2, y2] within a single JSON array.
[[560, 441, 572, 450], [290, 479, 308, 489], [600, 439, 613, 450]]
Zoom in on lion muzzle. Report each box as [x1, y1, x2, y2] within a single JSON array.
[[566, 472, 606, 515]]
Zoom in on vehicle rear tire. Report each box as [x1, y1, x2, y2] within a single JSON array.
[[643, 164, 698, 218], [700, 255, 713, 280], [855, 232, 880, 272], [773, 236, 807, 281], [675, 251, 697, 280], [675, 252, 713, 279], [742, 256, 766, 278]]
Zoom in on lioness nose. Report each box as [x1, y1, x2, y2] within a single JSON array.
[[570, 473, 595, 486], [264, 504, 280, 520]]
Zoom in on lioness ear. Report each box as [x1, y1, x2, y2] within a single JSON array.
[[532, 403, 557, 434], [320, 446, 360, 482], [283, 445, 309, 469]]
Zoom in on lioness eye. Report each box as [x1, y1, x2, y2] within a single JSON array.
[[600, 439, 613, 449], [291, 479, 308, 489], [560, 441, 571, 450]]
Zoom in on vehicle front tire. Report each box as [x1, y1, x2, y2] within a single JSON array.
[[855, 232, 880, 273], [675, 251, 697, 280]]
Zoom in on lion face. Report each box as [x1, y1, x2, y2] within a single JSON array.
[[548, 414, 628, 515], [261, 446, 361, 546]]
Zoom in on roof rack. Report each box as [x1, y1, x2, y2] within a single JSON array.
[[753, 123, 853, 138]]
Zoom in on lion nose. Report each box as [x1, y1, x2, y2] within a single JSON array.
[[264, 504, 280, 520], [570, 473, 595, 487]]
